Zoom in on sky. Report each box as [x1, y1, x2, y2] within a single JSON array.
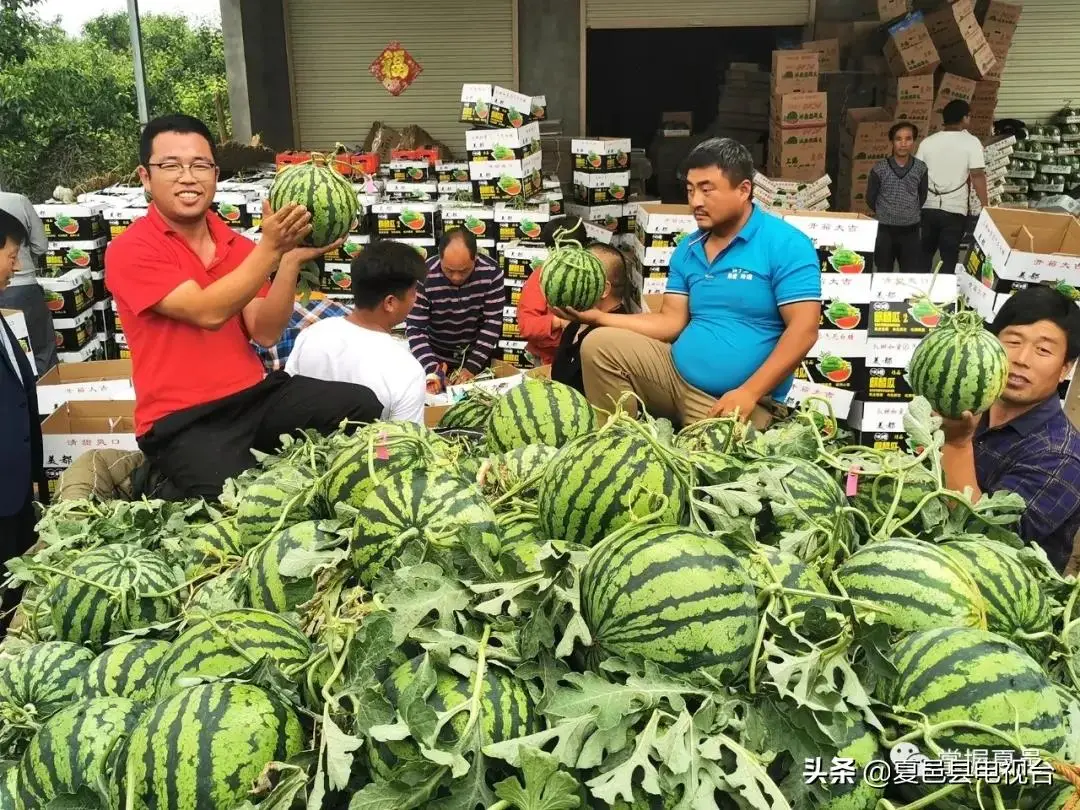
[[34, 0, 221, 35]]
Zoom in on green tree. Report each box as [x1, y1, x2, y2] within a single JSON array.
[[0, 0, 46, 68]]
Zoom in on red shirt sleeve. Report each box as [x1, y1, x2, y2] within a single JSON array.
[[518, 270, 558, 343], [105, 235, 195, 317]]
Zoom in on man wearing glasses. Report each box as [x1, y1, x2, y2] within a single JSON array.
[[105, 114, 382, 500]]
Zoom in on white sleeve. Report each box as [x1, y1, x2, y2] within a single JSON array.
[[390, 364, 428, 425], [284, 328, 317, 377], [283, 333, 304, 376], [968, 136, 985, 170]]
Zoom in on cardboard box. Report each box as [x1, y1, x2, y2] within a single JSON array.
[[571, 138, 632, 173], [784, 212, 879, 272], [58, 336, 106, 365], [41, 400, 138, 472], [843, 107, 895, 159], [34, 203, 108, 242], [495, 204, 551, 243], [573, 171, 631, 206], [888, 75, 935, 123], [768, 141, 827, 182], [466, 122, 541, 161], [969, 207, 1080, 288], [847, 399, 910, 432], [938, 38, 997, 80], [462, 84, 495, 127], [436, 162, 471, 184], [565, 202, 625, 235], [863, 337, 921, 402], [771, 92, 828, 129], [852, 429, 914, 452], [771, 50, 821, 95], [500, 242, 549, 280], [388, 160, 433, 184], [784, 378, 856, 420], [469, 152, 543, 202], [35, 360, 134, 415], [103, 207, 147, 240], [885, 15, 941, 76], [440, 205, 496, 241], [369, 202, 437, 240], [42, 238, 108, 277], [635, 203, 698, 247], [814, 20, 887, 58], [52, 308, 96, 353], [934, 73, 978, 112], [488, 86, 536, 129], [801, 39, 841, 73], [40, 269, 94, 319]]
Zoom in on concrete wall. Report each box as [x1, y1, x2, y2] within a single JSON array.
[[518, 0, 583, 134]]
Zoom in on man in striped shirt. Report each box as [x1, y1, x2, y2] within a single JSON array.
[[406, 228, 504, 391]]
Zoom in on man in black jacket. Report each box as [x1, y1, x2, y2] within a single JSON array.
[[0, 209, 41, 606]]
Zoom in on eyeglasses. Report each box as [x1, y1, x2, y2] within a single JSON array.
[[147, 161, 217, 178]]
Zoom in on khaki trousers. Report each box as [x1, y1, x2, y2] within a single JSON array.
[[580, 327, 780, 430]]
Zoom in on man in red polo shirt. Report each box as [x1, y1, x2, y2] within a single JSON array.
[[106, 114, 383, 499]]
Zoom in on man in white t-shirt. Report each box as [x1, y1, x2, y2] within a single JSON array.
[[285, 240, 428, 424], [916, 99, 989, 274]]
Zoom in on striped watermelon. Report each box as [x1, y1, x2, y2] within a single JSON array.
[[485, 379, 597, 454], [820, 718, 884, 810], [326, 422, 440, 510], [675, 417, 746, 455], [235, 466, 316, 546], [269, 158, 358, 247], [538, 427, 688, 547], [837, 539, 987, 632], [496, 512, 546, 573], [80, 639, 170, 703], [438, 389, 498, 430], [744, 457, 856, 565], [184, 519, 243, 575], [581, 524, 758, 679], [539, 243, 606, 310], [114, 683, 304, 810], [849, 459, 938, 534], [15, 696, 141, 810], [154, 609, 312, 698], [48, 543, 181, 648], [741, 546, 829, 616], [0, 642, 94, 719], [187, 570, 248, 616], [369, 655, 540, 781], [351, 468, 501, 584], [247, 520, 331, 612], [881, 626, 1066, 755], [482, 444, 559, 496], [0, 766, 14, 807], [940, 540, 1050, 637], [906, 309, 1009, 418]]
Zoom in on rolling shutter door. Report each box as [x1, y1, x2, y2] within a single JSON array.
[[995, 0, 1080, 124], [285, 0, 516, 151], [585, 0, 811, 28]]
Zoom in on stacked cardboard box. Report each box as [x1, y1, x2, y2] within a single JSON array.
[[716, 63, 771, 133], [768, 50, 828, 181], [977, 134, 1017, 209], [978, 0, 1022, 80], [929, 72, 977, 134], [632, 204, 698, 296], [968, 79, 1001, 138], [837, 108, 894, 214], [466, 122, 543, 204], [753, 172, 832, 212], [884, 12, 940, 76], [886, 75, 934, 135], [924, 0, 997, 79], [570, 138, 633, 229]]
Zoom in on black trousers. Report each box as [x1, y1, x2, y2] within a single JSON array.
[[921, 209, 968, 274], [138, 372, 383, 500], [874, 223, 924, 273], [0, 490, 36, 629]]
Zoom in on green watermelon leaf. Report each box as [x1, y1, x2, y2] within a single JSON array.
[[316, 708, 363, 793], [493, 747, 581, 810], [377, 564, 471, 645], [585, 708, 663, 804]]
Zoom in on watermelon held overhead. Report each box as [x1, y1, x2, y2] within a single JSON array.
[[269, 158, 358, 247]]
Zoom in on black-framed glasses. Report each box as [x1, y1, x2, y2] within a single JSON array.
[[147, 161, 218, 178]]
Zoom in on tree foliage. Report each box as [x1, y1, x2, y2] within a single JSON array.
[[0, 9, 229, 201]]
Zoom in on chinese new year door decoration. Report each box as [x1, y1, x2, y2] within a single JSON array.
[[370, 41, 422, 96]]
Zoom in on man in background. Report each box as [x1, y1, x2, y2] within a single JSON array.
[[867, 121, 928, 272], [0, 189, 57, 374], [286, 241, 428, 424], [917, 99, 988, 273], [406, 227, 504, 392]]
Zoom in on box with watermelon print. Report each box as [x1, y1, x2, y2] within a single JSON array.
[[501, 306, 521, 340], [496, 338, 530, 368], [852, 430, 913, 452], [488, 86, 535, 130], [437, 182, 474, 201], [321, 262, 354, 295], [862, 336, 920, 402], [42, 238, 108, 277], [564, 203, 623, 236], [469, 152, 543, 202], [784, 378, 855, 420], [40, 270, 94, 319], [820, 273, 872, 336], [571, 137, 632, 174], [58, 336, 106, 364], [389, 160, 433, 183], [440, 205, 496, 241], [500, 243, 549, 281], [466, 123, 541, 162], [436, 162, 471, 184], [801, 328, 869, 392], [460, 84, 494, 126], [324, 234, 371, 265], [635, 204, 698, 249], [504, 277, 526, 308], [783, 212, 877, 275], [211, 193, 252, 230], [494, 204, 550, 244], [34, 204, 107, 242], [53, 309, 97, 353], [476, 239, 497, 262], [573, 171, 631, 207], [967, 207, 1080, 292], [848, 399, 908, 434], [383, 181, 439, 202], [371, 202, 437, 240], [103, 207, 147, 240], [543, 178, 564, 216], [868, 272, 957, 337]]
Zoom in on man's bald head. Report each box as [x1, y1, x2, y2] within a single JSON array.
[[438, 228, 478, 286]]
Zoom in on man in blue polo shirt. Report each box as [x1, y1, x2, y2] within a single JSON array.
[[562, 137, 821, 427]]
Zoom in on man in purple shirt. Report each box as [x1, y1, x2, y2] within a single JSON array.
[[941, 285, 1080, 570], [406, 228, 504, 392]]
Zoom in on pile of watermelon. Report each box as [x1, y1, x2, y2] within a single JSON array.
[[1, 376, 1078, 810]]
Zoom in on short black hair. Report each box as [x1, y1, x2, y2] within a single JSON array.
[[438, 227, 477, 260], [541, 216, 588, 248], [140, 114, 219, 168], [678, 137, 754, 189], [0, 209, 27, 249], [351, 240, 429, 310], [990, 285, 1080, 362], [587, 241, 640, 313], [942, 100, 971, 126], [889, 121, 920, 141]]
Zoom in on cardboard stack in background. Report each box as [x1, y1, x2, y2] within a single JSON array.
[[930, 72, 977, 134], [836, 108, 894, 214], [632, 204, 698, 297], [567, 137, 634, 251], [886, 75, 934, 135], [768, 50, 828, 182], [716, 62, 771, 142], [924, 0, 997, 81], [884, 12, 940, 77], [753, 172, 833, 213]]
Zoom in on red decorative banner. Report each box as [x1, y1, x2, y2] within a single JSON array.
[[369, 41, 423, 96]]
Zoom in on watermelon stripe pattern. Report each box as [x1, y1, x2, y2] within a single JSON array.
[[80, 639, 170, 704], [581, 524, 758, 678], [882, 627, 1065, 755], [906, 311, 1008, 419], [539, 247, 606, 311], [235, 469, 315, 546], [185, 519, 243, 574], [539, 429, 687, 547], [742, 546, 829, 615], [326, 423, 437, 510], [485, 379, 597, 454], [485, 444, 559, 494], [439, 391, 497, 430], [247, 521, 329, 612], [114, 683, 304, 810], [352, 468, 501, 585], [269, 161, 358, 247], [154, 609, 312, 698], [837, 540, 987, 632], [0, 642, 94, 718], [16, 696, 141, 810], [941, 540, 1050, 637]]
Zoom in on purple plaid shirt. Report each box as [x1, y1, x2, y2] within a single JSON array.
[[974, 395, 1080, 570]]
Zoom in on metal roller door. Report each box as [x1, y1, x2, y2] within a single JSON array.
[[585, 0, 812, 28], [995, 0, 1080, 124], [284, 0, 517, 151]]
